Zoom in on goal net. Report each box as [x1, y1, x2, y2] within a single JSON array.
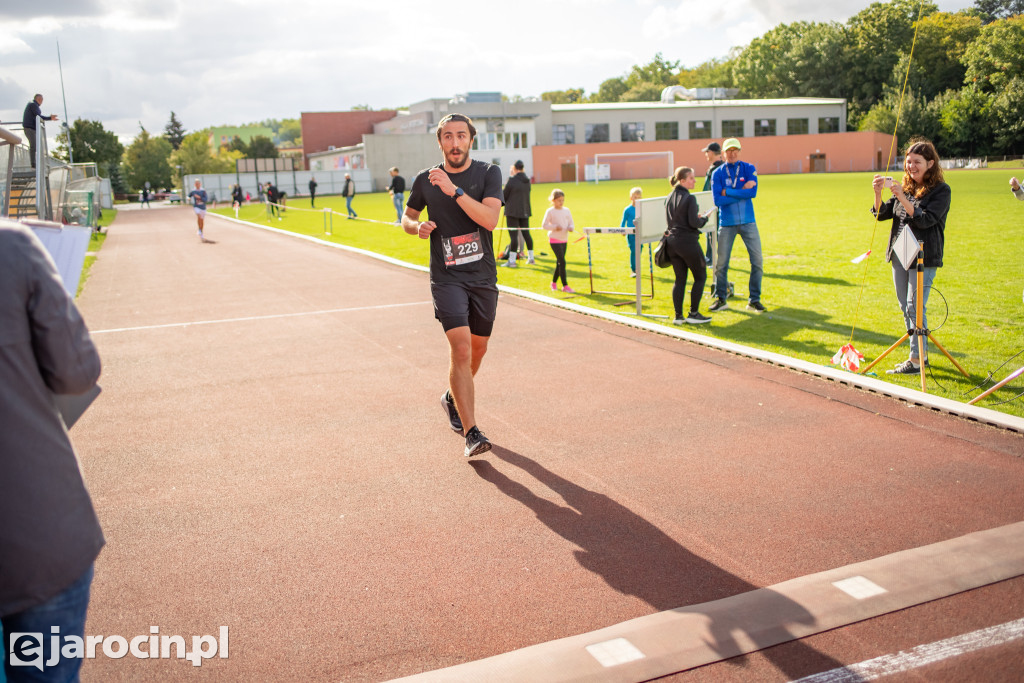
[[591, 151, 674, 184]]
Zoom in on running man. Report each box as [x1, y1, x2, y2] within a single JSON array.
[[402, 113, 503, 457], [188, 179, 209, 242]]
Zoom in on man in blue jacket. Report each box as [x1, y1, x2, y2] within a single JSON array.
[[710, 138, 765, 312]]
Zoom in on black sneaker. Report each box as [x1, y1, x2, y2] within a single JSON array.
[[685, 312, 712, 324], [709, 298, 728, 312], [747, 301, 766, 313], [464, 426, 491, 457], [887, 359, 921, 375], [441, 391, 462, 433]]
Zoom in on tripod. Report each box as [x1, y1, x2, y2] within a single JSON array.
[[861, 241, 969, 393]]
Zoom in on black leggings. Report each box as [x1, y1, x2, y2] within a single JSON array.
[[550, 242, 568, 286], [667, 234, 707, 317], [507, 217, 534, 252]]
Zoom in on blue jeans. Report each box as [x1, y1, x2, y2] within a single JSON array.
[[346, 196, 356, 217], [3, 565, 94, 683], [392, 193, 404, 222], [714, 222, 763, 302], [892, 262, 937, 361]]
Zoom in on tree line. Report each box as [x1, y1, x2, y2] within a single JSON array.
[[541, 0, 1023, 157], [55, 112, 299, 194], [56, 0, 1021, 193]]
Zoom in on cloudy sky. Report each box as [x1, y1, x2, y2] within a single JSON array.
[[1, 0, 975, 143]]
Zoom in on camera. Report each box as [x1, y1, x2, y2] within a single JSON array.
[[882, 176, 894, 188]]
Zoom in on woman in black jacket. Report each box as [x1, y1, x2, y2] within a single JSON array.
[[871, 138, 951, 375], [665, 166, 714, 324]]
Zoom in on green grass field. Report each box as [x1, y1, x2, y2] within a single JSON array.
[[213, 170, 1024, 417]]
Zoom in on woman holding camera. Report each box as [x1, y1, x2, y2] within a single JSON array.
[[666, 166, 714, 324], [871, 139, 951, 375]]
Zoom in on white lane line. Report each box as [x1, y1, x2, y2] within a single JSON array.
[[791, 617, 1024, 683], [91, 301, 432, 334]]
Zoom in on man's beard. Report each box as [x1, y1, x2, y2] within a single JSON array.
[[445, 147, 469, 169]]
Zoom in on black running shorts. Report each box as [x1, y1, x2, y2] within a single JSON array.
[[430, 280, 498, 336]]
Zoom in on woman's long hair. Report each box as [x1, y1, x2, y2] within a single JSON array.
[[902, 138, 944, 198]]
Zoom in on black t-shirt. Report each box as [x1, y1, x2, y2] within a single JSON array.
[[407, 159, 503, 284], [389, 175, 406, 194]]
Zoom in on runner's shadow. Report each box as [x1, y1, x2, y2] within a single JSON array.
[[470, 447, 853, 679]]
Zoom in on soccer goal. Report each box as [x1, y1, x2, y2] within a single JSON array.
[[591, 151, 674, 184]]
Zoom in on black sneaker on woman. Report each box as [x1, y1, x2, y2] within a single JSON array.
[[464, 426, 492, 457]]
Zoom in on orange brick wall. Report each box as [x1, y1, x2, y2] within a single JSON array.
[[530, 131, 896, 182]]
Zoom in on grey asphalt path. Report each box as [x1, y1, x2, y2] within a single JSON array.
[[72, 207, 1024, 682]]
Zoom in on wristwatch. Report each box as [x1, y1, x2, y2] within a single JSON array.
[[453, 187, 465, 199]]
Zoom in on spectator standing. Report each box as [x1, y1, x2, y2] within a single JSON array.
[[710, 138, 765, 313], [542, 189, 575, 293], [701, 141, 724, 265], [665, 168, 713, 324], [22, 94, 58, 168], [0, 219, 103, 682], [871, 139, 951, 375], [621, 186, 643, 276], [309, 176, 318, 208], [387, 168, 406, 223], [502, 160, 534, 267], [343, 173, 357, 218]]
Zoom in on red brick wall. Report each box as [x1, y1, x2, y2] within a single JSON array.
[[300, 111, 397, 169]]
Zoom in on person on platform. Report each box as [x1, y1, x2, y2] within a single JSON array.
[[22, 94, 58, 168]]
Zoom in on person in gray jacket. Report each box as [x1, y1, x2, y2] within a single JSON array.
[[1, 219, 103, 681]]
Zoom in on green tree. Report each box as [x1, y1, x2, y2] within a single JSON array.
[[842, 0, 938, 120], [620, 82, 664, 102], [624, 53, 680, 89], [226, 136, 249, 155], [589, 77, 627, 103], [858, 87, 941, 145], [973, 0, 1024, 23], [54, 118, 124, 176], [938, 87, 993, 156], [541, 88, 585, 104], [963, 14, 1024, 92], [246, 135, 278, 158], [891, 12, 981, 101], [163, 111, 186, 150], [989, 76, 1024, 153], [170, 131, 234, 177], [122, 126, 173, 191], [278, 119, 302, 144], [677, 51, 740, 89]]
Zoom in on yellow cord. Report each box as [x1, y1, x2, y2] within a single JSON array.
[[848, 0, 926, 345]]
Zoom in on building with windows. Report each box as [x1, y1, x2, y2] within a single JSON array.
[[302, 93, 892, 191]]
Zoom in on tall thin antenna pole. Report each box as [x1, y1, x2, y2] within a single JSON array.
[[57, 38, 72, 163]]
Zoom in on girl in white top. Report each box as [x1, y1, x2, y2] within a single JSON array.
[[542, 188, 575, 292]]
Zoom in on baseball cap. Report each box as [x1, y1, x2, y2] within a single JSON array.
[[722, 138, 742, 151], [701, 142, 721, 153]]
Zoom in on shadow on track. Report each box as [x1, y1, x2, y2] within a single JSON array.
[[470, 446, 857, 680]]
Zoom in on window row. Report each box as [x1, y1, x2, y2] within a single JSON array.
[[554, 117, 841, 143], [471, 131, 529, 151]]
